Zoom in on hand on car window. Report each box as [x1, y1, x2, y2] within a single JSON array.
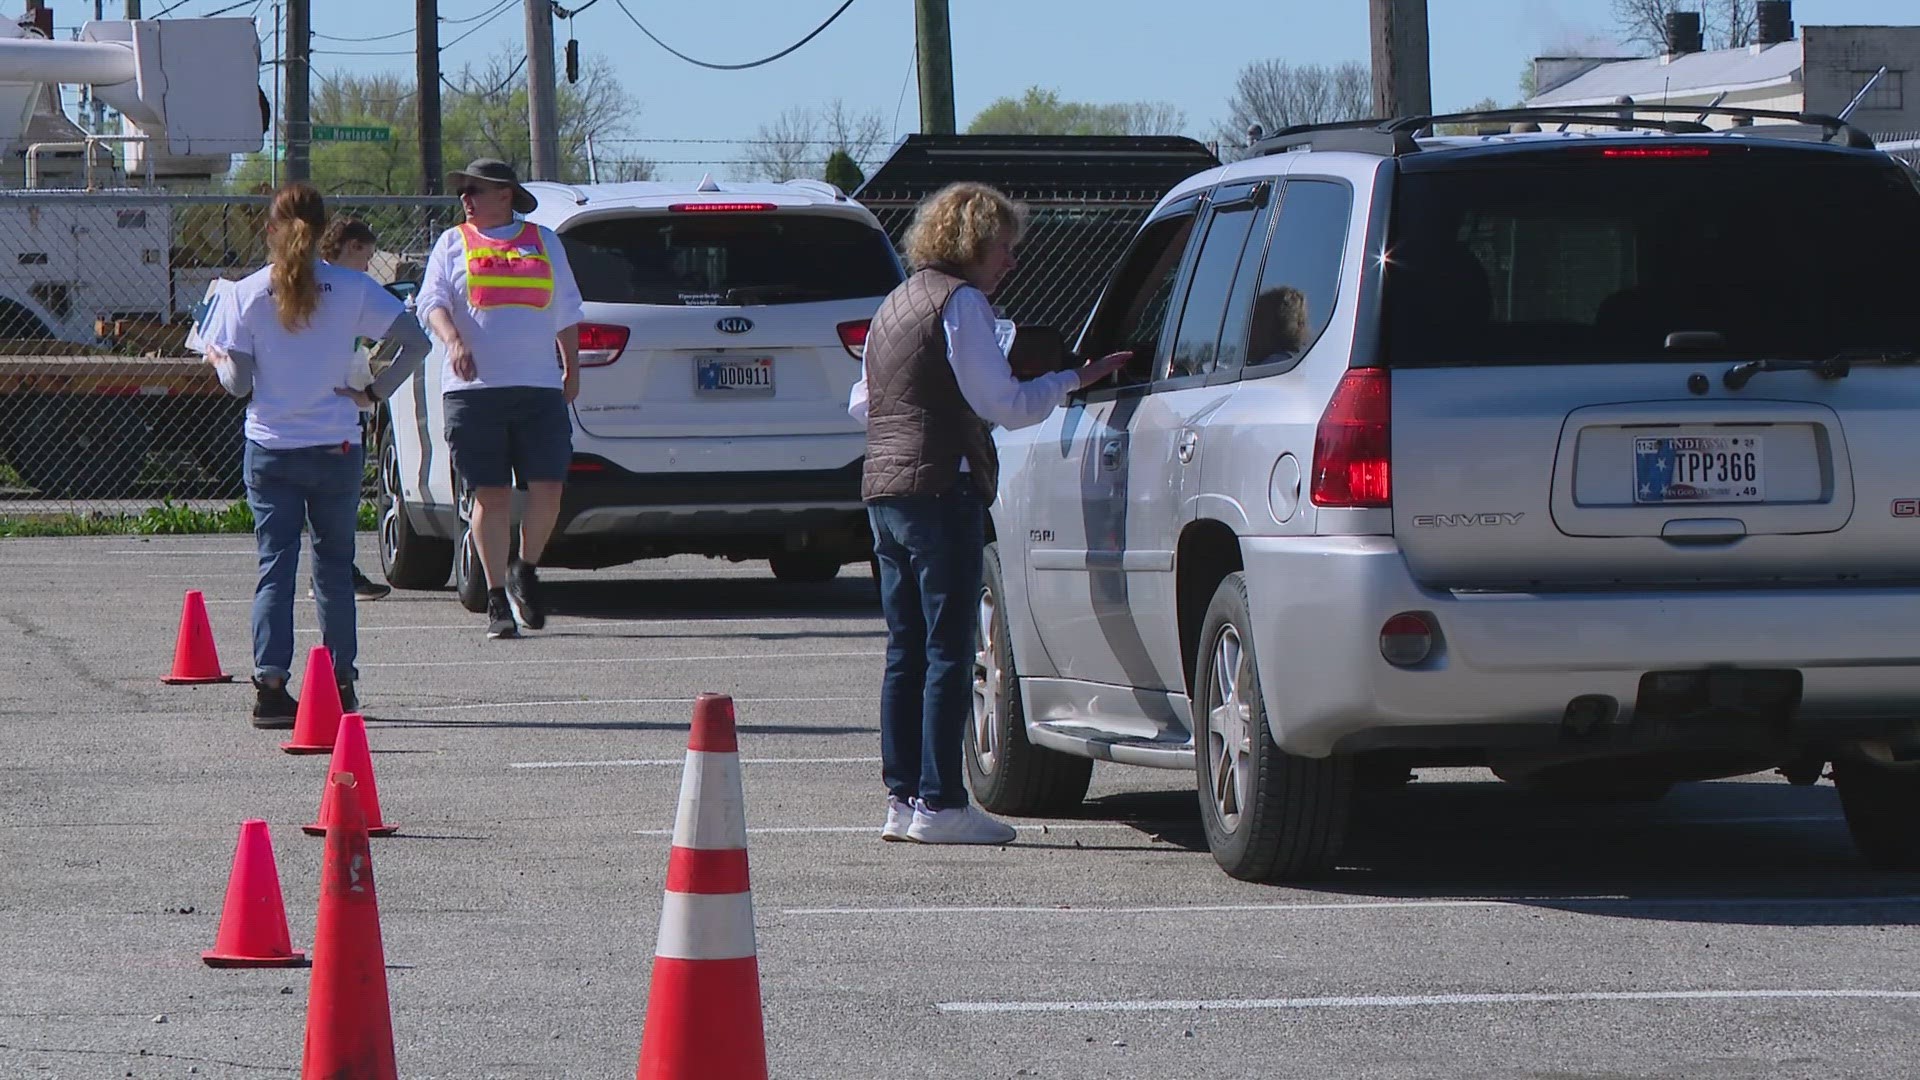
[[1076, 350, 1131, 389]]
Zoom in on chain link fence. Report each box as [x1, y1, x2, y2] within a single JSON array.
[[0, 191, 457, 515], [862, 191, 1160, 343]]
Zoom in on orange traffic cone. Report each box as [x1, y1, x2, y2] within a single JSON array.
[[300, 772, 397, 1080], [282, 646, 343, 755], [161, 589, 234, 684], [303, 713, 397, 837], [202, 819, 306, 968], [637, 693, 768, 1080]]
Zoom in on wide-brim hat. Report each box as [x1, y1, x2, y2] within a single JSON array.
[[447, 158, 537, 214]]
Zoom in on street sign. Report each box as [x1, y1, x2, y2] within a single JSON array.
[[310, 125, 392, 143]]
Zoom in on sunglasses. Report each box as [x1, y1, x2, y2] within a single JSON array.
[[457, 183, 506, 198]]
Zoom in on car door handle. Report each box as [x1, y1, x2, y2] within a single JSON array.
[[1177, 430, 1199, 465], [1100, 439, 1124, 471]]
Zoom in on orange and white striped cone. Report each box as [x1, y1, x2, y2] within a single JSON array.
[[636, 693, 768, 1080]]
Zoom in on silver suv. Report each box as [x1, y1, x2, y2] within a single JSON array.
[[973, 106, 1920, 881]]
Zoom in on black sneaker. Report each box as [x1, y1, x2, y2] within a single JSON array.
[[506, 558, 545, 630], [352, 566, 391, 602], [337, 680, 359, 714], [250, 676, 298, 730], [486, 590, 518, 640]]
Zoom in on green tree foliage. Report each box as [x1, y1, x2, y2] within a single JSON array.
[[823, 149, 864, 193], [966, 87, 1186, 137], [231, 52, 651, 196]]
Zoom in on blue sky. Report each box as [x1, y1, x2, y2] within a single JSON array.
[[62, 0, 1920, 179]]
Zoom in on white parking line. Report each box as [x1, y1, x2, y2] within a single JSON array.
[[364, 649, 880, 669], [510, 755, 881, 769], [401, 694, 875, 712], [635, 822, 1143, 837], [788, 894, 1920, 917], [934, 988, 1920, 1015]]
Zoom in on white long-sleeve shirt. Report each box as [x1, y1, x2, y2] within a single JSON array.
[[848, 285, 1078, 435], [416, 221, 584, 393]]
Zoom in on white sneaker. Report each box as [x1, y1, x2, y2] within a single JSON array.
[[906, 801, 1017, 845], [881, 795, 914, 842]]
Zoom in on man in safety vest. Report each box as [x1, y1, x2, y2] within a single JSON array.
[[417, 158, 585, 640]]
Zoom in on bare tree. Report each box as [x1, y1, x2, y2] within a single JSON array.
[[1219, 60, 1373, 150], [1113, 100, 1187, 136], [743, 99, 890, 182], [818, 99, 890, 172], [1711, 0, 1756, 48], [1615, 0, 1756, 52], [743, 106, 820, 182]]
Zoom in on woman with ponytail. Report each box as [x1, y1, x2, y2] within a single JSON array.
[[199, 182, 433, 729]]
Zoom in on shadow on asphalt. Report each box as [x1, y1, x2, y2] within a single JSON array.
[[365, 715, 875, 736], [540, 574, 878, 622], [1074, 779, 1920, 926]]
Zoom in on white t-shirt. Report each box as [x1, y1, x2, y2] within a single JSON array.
[[203, 261, 406, 448], [416, 221, 585, 393]]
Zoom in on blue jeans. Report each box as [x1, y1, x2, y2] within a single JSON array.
[[245, 440, 363, 683], [868, 483, 986, 811]]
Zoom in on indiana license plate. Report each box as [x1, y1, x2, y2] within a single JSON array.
[[1633, 435, 1764, 504], [695, 355, 773, 396]]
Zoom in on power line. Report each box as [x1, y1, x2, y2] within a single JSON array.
[[200, 0, 258, 16], [315, 26, 413, 43], [440, 0, 517, 50], [147, 0, 200, 17], [441, 0, 516, 27], [314, 47, 416, 56], [613, 0, 856, 71]]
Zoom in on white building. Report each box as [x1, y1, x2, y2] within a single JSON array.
[[1524, 1, 1920, 140]]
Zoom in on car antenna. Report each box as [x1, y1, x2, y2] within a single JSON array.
[[1840, 66, 1889, 123]]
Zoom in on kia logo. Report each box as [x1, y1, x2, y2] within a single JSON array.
[[1894, 498, 1920, 518], [716, 317, 753, 334]]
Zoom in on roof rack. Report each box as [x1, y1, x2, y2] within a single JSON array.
[[1251, 104, 1878, 158]]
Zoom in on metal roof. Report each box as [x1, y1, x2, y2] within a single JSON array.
[[1529, 41, 1803, 107], [852, 134, 1221, 203]]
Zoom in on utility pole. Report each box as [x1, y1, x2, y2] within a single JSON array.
[[523, 0, 560, 180], [125, 0, 139, 16], [285, 0, 310, 181], [913, 0, 954, 135], [1369, 0, 1432, 120], [416, 0, 442, 194]]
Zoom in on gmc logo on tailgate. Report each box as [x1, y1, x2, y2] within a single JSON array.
[[1894, 499, 1920, 518]]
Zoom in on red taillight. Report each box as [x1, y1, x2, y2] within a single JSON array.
[[667, 201, 778, 213], [1600, 146, 1715, 159], [1379, 613, 1434, 667], [568, 457, 606, 474], [576, 322, 629, 367], [836, 319, 870, 360], [1310, 368, 1391, 508]]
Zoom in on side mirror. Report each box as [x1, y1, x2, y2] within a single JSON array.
[[384, 280, 419, 301], [1006, 323, 1072, 379]]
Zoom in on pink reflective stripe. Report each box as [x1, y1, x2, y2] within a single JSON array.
[[458, 222, 553, 310]]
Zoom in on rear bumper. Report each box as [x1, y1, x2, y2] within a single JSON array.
[[1241, 536, 1920, 758], [557, 456, 865, 537]]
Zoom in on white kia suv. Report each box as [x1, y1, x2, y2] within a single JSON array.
[[971, 105, 1920, 882], [374, 177, 903, 608]]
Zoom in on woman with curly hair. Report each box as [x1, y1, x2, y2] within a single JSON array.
[[849, 181, 1129, 845]]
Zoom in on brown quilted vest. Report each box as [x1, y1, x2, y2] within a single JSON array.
[[860, 267, 997, 502]]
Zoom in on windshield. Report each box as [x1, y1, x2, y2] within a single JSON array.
[[1383, 156, 1920, 365], [559, 212, 900, 307]]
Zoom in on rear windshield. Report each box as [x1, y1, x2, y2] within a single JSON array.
[[559, 213, 900, 306], [1384, 155, 1920, 365]]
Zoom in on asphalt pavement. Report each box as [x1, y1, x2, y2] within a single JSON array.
[[2, 534, 1917, 1079]]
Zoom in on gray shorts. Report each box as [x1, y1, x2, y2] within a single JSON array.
[[443, 386, 573, 489]]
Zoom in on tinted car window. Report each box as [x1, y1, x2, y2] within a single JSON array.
[[559, 213, 900, 306], [1165, 190, 1266, 380], [1246, 180, 1350, 370], [1384, 156, 1920, 365], [1079, 208, 1199, 386]]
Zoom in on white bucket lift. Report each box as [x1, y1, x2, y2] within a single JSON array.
[[0, 16, 266, 186]]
